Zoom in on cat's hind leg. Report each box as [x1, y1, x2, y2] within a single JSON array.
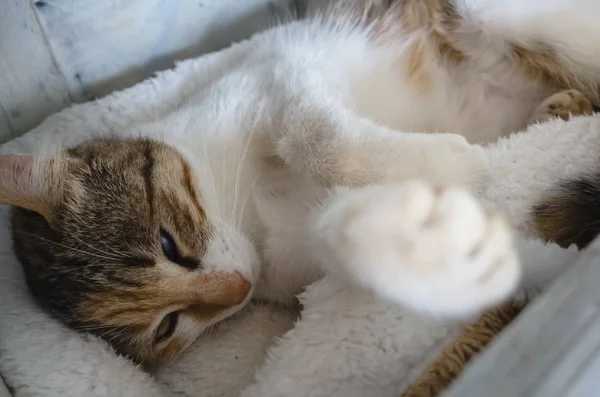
[[308, 181, 520, 317], [529, 89, 595, 124]]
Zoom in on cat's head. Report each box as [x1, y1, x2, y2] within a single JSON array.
[[0, 138, 259, 368]]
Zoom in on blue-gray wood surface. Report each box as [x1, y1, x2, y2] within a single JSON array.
[[0, 0, 296, 143], [444, 238, 600, 397], [0, 376, 10, 397]]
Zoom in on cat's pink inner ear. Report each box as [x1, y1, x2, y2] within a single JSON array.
[[0, 154, 53, 222]]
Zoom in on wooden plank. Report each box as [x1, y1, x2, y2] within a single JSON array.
[[0, 0, 72, 142], [34, 0, 296, 102], [0, 0, 295, 143], [0, 375, 12, 397], [443, 237, 600, 397], [0, 103, 14, 144]]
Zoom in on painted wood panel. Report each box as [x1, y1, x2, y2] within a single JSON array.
[[34, 0, 294, 101], [0, 375, 10, 397], [0, 0, 295, 143], [444, 237, 600, 397], [0, 0, 72, 142]]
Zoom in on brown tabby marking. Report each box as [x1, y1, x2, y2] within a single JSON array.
[[402, 302, 526, 397], [80, 271, 251, 325], [315, 0, 463, 61], [510, 44, 598, 100], [405, 41, 433, 94], [370, 0, 465, 63], [533, 195, 582, 248], [6, 138, 249, 366], [341, 0, 597, 101], [533, 175, 600, 249]]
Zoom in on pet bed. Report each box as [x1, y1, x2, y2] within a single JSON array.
[[1, 39, 598, 397]]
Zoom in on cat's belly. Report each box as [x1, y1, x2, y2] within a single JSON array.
[[334, 38, 548, 144], [350, 73, 545, 145]]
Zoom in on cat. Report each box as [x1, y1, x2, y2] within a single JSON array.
[[534, 172, 600, 249], [1, 0, 600, 369]]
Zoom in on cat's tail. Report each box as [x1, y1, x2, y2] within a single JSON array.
[[532, 172, 600, 250], [470, 113, 600, 251], [457, 0, 600, 100]]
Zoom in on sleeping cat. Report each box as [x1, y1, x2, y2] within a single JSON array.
[[1, 0, 600, 368]]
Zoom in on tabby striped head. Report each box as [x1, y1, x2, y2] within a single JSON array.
[[0, 138, 259, 367]]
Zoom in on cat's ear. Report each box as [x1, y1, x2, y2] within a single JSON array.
[[0, 154, 54, 223]]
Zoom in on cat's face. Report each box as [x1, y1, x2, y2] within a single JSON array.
[[1, 139, 259, 367]]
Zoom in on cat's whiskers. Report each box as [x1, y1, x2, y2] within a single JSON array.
[[232, 106, 263, 228], [54, 264, 136, 275], [97, 235, 140, 259], [222, 139, 229, 223], [14, 231, 139, 266], [106, 326, 132, 345], [100, 326, 126, 342], [237, 176, 259, 230], [60, 184, 140, 261], [232, 107, 262, 228], [72, 324, 114, 332], [202, 142, 222, 223], [65, 230, 129, 262]]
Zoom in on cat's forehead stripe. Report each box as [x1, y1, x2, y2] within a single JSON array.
[[142, 143, 155, 216], [180, 158, 205, 219]]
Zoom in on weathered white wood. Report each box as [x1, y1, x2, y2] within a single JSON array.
[[0, 375, 11, 397], [0, 0, 72, 142], [0, 105, 13, 143], [443, 237, 600, 397], [34, 0, 295, 101], [0, 0, 296, 143]]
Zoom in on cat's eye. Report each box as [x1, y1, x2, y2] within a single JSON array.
[[155, 311, 179, 342], [160, 229, 198, 269], [161, 230, 179, 262]]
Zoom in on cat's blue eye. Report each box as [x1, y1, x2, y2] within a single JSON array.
[[160, 229, 199, 270], [161, 230, 178, 262]]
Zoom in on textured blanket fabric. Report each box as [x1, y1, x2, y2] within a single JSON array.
[[0, 43, 460, 396], [400, 302, 526, 397], [0, 41, 591, 396]]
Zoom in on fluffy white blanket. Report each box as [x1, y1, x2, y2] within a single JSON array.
[[0, 44, 596, 397]]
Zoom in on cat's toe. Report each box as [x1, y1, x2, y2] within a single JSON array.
[[336, 182, 521, 317], [530, 89, 594, 124], [398, 185, 521, 317]]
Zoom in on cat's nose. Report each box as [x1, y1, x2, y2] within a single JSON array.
[[199, 270, 252, 307], [230, 271, 251, 306]]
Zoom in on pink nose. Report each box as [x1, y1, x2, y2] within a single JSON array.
[[198, 271, 252, 308], [230, 272, 252, 306]]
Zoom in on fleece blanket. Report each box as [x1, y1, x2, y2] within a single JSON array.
[[0, 40, 597, 397]]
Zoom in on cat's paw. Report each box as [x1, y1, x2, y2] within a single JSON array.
[[530, 89, 595, 124], [327, 182, 521, 317]]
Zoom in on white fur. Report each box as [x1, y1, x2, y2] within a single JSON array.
[[309, 183, 519, 316], [460, 0, 600, 88], [2, 2, 600, 396]]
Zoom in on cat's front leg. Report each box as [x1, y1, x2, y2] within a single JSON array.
[[308, 181, 520, 317], [274, 99, 488, 187]]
